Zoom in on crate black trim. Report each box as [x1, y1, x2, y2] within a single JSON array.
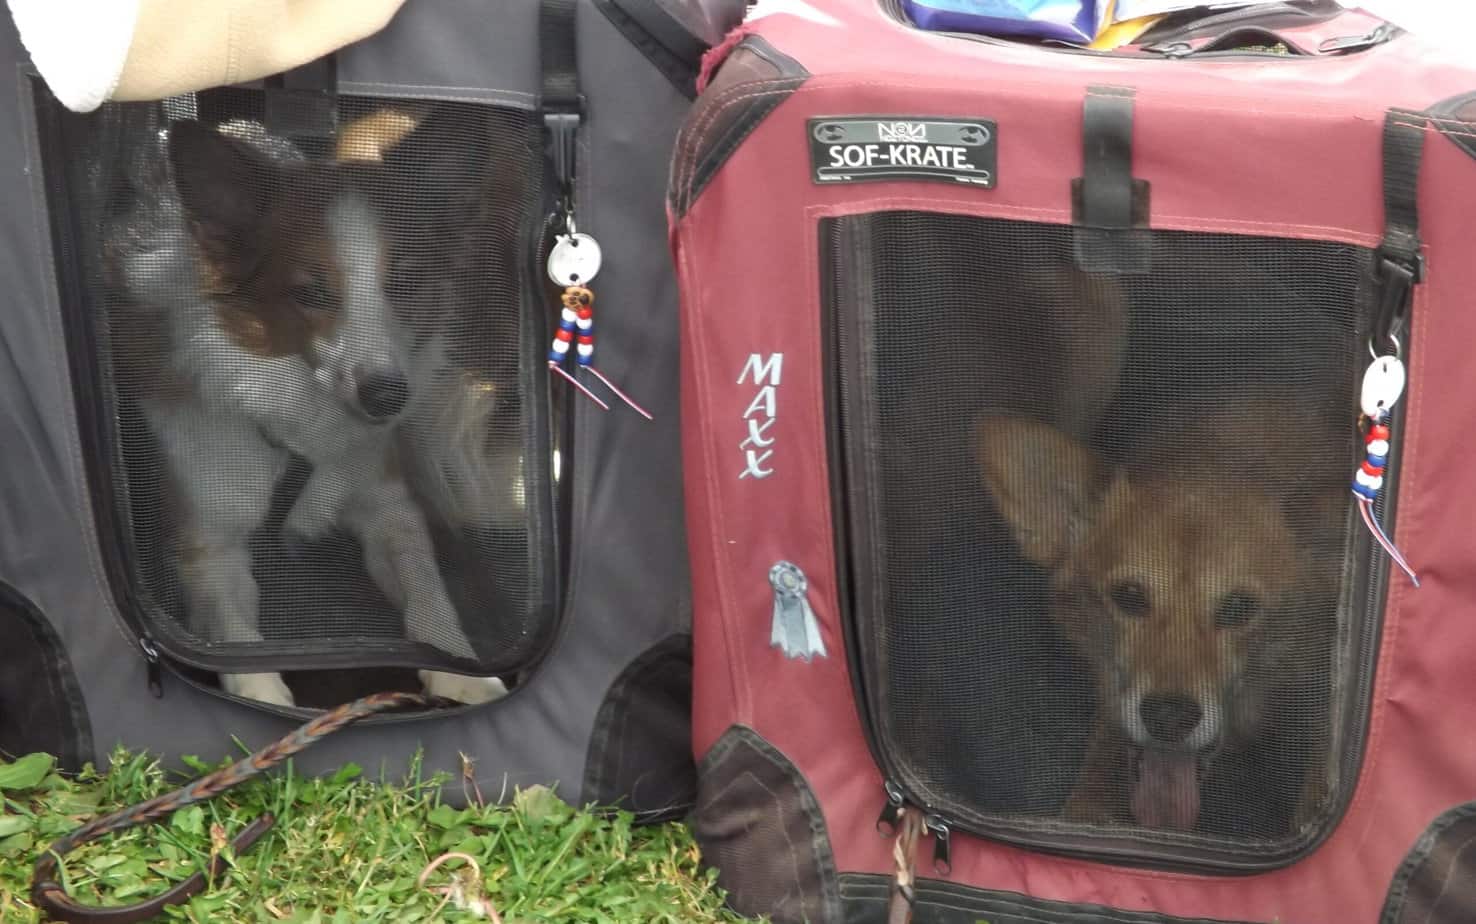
[[31, 81, 152, 663], [670, 35, 809, 218], [1380, 801, 1476, 923], [0, 581, 92, 772], [838, 873, 1260, 924], [692, 725, 843, 924], [1429, 92, 1476, 163], [581, 633, 697, 822], [594, 0, 708, 98]]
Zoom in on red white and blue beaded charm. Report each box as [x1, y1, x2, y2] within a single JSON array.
[[545, 232, 652, 419], [1352, 350, 1417, 586]]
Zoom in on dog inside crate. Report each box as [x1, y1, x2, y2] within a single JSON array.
[[839, 213, 1366, 843], [79, 89, 552, 709]]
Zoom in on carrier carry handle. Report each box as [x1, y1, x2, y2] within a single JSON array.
[[1129, 1, 1397, 57]]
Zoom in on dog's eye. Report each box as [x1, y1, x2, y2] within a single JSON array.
[[1109, 581, 1150, 617], [1215, 591, 1259, 629], [289, 280, 336, 313]]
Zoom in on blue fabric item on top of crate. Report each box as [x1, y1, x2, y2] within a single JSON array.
[[899, 0, 1103, 44]]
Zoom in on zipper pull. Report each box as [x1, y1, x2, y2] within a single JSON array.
[[1144, 40, 1193, 58], [877, 780, 906, 836], [924, 815, 953, 875], [1319, 22, 1396, 54], [140, 637, 163, 699]]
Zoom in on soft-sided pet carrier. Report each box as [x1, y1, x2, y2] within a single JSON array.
[[670, 2, 1476, 921], [0, 0, 743, 817]]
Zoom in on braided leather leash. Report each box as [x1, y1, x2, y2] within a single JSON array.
[[31, 691, 446, 924]]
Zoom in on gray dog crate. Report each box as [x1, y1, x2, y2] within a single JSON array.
[[0, 0, 742, 818]]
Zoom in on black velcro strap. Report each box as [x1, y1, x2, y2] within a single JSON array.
[[541, 0, 582, 113], [263, 54, 338, 141], [1072, 86, 1151, 273], [1380, 108, 1426, 273], [1371, 108, 1428, 353], [266, 53, 338, 93], [540, 0, 583, 210], [1078, 87, 1137, 230]]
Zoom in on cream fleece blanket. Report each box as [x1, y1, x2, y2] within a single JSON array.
[[8, 0, 407, 113]]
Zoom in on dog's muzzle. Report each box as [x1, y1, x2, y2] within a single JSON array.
[[1140, 692, 1202, 746]]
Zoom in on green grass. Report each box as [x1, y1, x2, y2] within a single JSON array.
[[0, 749, 760, 923]]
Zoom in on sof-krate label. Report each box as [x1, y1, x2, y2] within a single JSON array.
[[808, 117, 997, 187]]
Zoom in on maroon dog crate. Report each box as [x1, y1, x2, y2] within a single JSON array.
[[670, 2, 1476, 922]]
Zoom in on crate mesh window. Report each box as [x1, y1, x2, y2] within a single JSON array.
[[36, 85, 558, 677], [827, 211, 1382, 858]]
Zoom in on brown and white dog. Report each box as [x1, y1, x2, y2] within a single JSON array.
[[974, 394, 1347, 832], [112, 114, 509, 708]]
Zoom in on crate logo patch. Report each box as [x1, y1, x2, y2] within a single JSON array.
[[809, 116, 996, 187]]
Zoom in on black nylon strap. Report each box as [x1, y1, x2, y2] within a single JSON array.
[[264, 53, 337, 92], [540, 0, 583, 215], [1072, 86, 1150, 273], [541, 0, 582, 113], [1079, 87, 1137, 229], [263, 54, 338, 140], [1371, 108, 1428, 354], [1380, 108, 1426, 271]]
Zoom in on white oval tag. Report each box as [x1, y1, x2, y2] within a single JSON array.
[[547, 233, 602, 287], [1361, 355, 1407, 418]]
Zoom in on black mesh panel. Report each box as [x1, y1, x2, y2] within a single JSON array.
[[827, 211, 1382, 862], [36, 85, 556, 677]]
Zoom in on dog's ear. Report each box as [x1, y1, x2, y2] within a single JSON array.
[[974, 415, 1106, 568], [167, 121, 272, 277]]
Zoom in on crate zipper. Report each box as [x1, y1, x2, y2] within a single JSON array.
[[822, 218, 958, 876], [875, 780, 955, 875], [1340, 248, 1421, 825]]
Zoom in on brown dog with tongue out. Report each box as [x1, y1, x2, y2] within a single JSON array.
[[973, 393, 1347, 832]]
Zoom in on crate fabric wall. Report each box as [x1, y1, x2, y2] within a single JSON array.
[[0, 0, 743, 817], [669, 3, 1476, 922]]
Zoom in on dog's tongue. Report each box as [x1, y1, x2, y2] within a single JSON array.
[[1131, 752, 1200, 831]]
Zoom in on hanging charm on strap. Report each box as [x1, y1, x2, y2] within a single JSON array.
[[1352, 348, 1418, 587], [545, 231, 652, 419]]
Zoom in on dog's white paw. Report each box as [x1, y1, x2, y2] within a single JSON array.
[[221, 671, 296, 707], [282, 502, 337, 558], [419, 670, 508, 705]]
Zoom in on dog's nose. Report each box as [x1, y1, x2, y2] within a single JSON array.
[[357, 370, 409, 421], [1140, 693, 1203, 744]]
